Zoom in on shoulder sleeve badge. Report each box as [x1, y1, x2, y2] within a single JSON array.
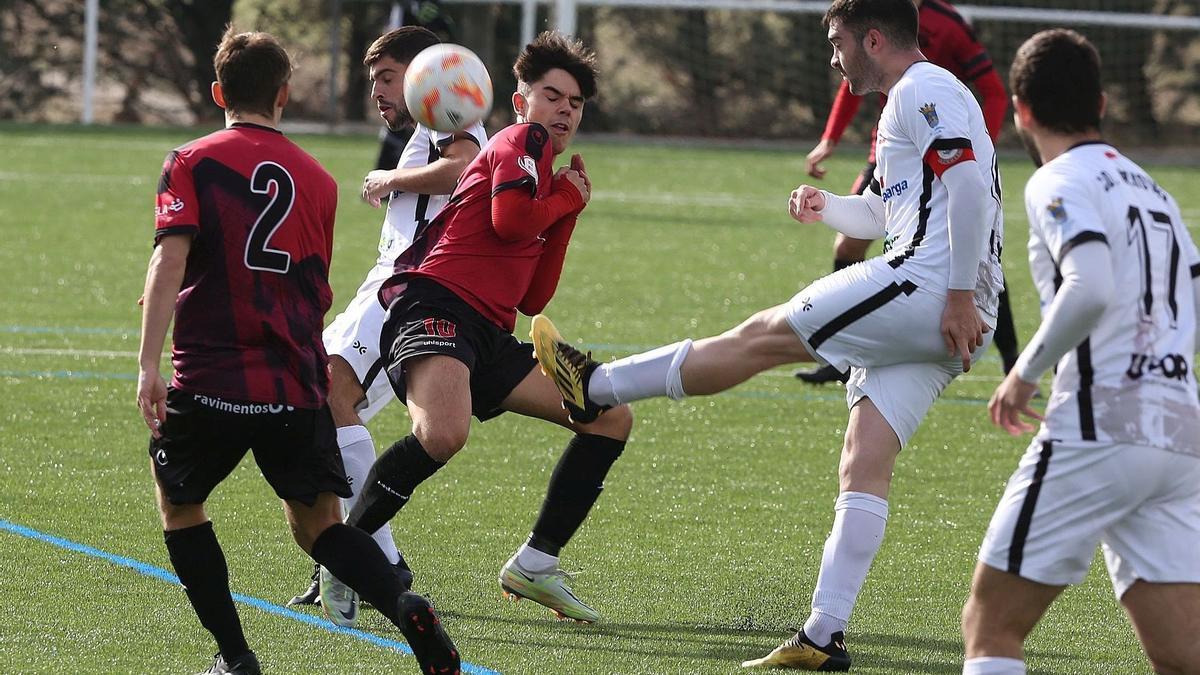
[[919, 102, 939, 128]]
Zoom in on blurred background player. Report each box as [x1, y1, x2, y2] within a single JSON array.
[[136, 27, 459, 675], [533, 0, 1003, 667], [962, 29, 1200, 675], [796, 0, 1020, 385], [376, 1, 456, 172], [286, 25, 486, 613], [343, 32, 634, 625]]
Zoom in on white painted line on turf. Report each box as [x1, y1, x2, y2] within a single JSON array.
[[2, 331, 1002, 397], [1, 346, 138, 358], [1, 324, 132, 335], [0, 518, 500, 675]]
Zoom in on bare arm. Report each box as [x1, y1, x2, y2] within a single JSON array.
[[137, 234, 190, 437], [362, 136, 481, 206]]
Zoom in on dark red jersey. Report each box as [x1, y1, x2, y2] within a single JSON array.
[[154, 122, 338, 408], [380, 122, 583, 332], [822, 0, 1004, 145]]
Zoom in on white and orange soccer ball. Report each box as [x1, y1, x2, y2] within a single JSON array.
[[403, 44, 493, 133]]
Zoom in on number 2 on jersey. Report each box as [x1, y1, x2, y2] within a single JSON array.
[[244, 161, 296, 274], [1126, 205, 1181, 328]]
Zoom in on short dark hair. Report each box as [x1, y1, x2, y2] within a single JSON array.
[[363, 26, 440, 67], [822, 0, 919, 50], [213, 26, 292, 117], [1009, 29, 1102, 134], [512, 31, 598, 100]]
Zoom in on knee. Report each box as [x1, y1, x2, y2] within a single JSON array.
[[726, 309, 791, 361], [412, 422, 469, 462], [291, 518, 338, 554], [960, 586, 1027, 658], [960, 595, 987, 652], [288, 502, 341, 554], [582, 403, 633, 440], [158, 501, 207, 531], [837, 437, 871, 492], [328, 358, 366, 427]]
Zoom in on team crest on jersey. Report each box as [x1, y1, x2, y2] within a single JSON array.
[[1047, 197, 1068, 223], [919, 102, 939, 128], [936, 148, 963, 165], [517, 155, 539, 187]]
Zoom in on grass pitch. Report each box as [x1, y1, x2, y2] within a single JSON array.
[[3, 122, 1193, 674]]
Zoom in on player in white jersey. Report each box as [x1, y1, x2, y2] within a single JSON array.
[[961, 30, 1200, 675], [531, 0, 1001, 668], [287, 26, 485, 611]]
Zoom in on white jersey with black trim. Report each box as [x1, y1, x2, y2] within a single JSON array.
[[1025, 142, 1200, 455], [874, 61, 1004, 320], [376, 121, 487, 266]]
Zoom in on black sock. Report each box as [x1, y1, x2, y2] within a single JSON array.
[[833, 257, 860, 272], [528, 434, 626, 556], [311, 523, 404, 625], [164, 522, 250, 661], [346, 435, 444, 535], [994, 283, 1020, 370]]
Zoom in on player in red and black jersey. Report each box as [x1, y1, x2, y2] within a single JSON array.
[[797, 0, 1023, 384], [136, 28, 459, 675], [345, 32, 633, 624]]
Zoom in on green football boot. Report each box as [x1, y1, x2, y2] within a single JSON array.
[[498, 554, 600, 623]]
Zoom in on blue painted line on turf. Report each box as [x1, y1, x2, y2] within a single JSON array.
[[0, 518, 500, 675]]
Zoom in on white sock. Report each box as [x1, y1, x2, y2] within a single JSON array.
[[588, 339, 693, 405], [963, 656, 1025, 674], [515, 541, 559, 572], [337, 425, 399, 565], [803, 491, 889, 645]]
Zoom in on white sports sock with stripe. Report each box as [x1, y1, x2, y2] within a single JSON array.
[[587, 339, 693, 405]]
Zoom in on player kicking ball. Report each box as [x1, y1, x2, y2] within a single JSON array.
[[533, 0, 1003, 668], [960, 29, 1200, 675], [342, 31, 633, 625]]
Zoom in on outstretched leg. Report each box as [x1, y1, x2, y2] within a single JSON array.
[[532, 303, 813, 416]]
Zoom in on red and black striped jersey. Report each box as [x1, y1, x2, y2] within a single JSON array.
[[154, 122, 338, 408]]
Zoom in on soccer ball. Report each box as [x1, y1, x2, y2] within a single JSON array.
[[403, 44, 493, 133]]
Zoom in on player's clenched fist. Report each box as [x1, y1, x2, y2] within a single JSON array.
[[555, 160, 591, 205], [789, 185, 826, 223]]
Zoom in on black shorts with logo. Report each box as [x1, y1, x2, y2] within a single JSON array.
[[381, 277, 537, 421], [149, 387, 351, 506]]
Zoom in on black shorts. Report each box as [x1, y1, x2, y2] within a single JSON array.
[[381, 277, 537, 421], [149, 388, 351, 506]]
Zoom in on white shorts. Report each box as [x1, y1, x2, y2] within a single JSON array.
[[978, 440, 1200, 598], [322, 264, 395, 423], [783, 258, 991, 446]]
